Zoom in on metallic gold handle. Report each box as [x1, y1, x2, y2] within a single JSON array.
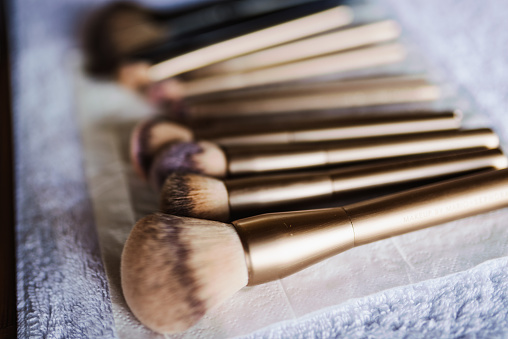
[[227, 149, 507, 213], [187, 75, 436, 117], [191, 20, 401, 77], [148, 6, 353, 80], [346, 167, 508, 245], [233, 208, 355, 285], [182, 43, 407, 97], [228, 129, 499, 175], [211, 111, 460, 146], [233, 168, 508, 286]]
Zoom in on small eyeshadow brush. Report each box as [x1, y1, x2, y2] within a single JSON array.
[[131, 111, 461, 178], [148, 128, 499, 182], [159, 149, 507, 221]]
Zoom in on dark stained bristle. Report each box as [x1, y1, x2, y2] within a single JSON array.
[[122, 213, 206, 331], [149, 141, 203, 189], [121, 213, 248, 332], [159, 173, 194, 217], [159, 173, 230, 221], [135, 116, 174, 178]]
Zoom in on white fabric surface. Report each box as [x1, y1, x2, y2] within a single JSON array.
[[75, 60, 508, 338]]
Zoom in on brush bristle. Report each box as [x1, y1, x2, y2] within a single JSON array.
[[149, 141, 227, 186], [130, 117, 194, 179], [160, 173, 230, 221], [83, 1, 168, 77], [117, 61, 152, 91], [121, 213, 248, 333]]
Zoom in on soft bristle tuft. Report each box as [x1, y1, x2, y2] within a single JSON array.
[[149, 141, 227, 187], [149, 141, 203, 188], [160, 173, 230, 221], [121, 213, 248, 333], [192, 141, 228, 177], [130, 117, 194, 179]]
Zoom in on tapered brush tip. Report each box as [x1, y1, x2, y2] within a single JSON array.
[[121, 213, 248, 333], [149, 141, 227, 187], [130, 117, 194, 179], [160, 173, 230, 221]]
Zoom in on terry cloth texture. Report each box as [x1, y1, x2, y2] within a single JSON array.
[[246, 258, 508, 338], [12, 0, 508, 338]]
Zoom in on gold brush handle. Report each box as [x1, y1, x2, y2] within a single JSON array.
[[346, 166, 508, 245], [233, 168, 508, 285], [211, 111, 460, 146], [182, 43, 407, 97], [228, 129, 499, 175], [148, 6, 353, 80], [189, 81, 438, 118], [191, 20, 401, 77], [227, 149, 506, 212]]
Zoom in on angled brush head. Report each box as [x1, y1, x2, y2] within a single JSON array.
[[121, 213, 248, 333], [130, 117, 193, 179], [160, 173, 230, 221], [149, 141, 228, 187]]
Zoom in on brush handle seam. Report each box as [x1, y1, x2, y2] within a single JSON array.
[[342, 206, 356, 247]]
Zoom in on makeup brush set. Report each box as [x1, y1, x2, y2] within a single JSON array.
[[83, 0, 508, 334]]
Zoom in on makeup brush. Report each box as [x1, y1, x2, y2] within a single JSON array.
[[163, 75, 441, 121], [156, 42, 407, 98], [148, 128, 499, 183], [185, 74, 432, 103], [117, 5, 354, 89], [122, 167, 508, 333], [129, 115, 194, 179], [131, 111, 461, 178], [186, 20, 401, 78], [83, 0, 327, 77], [159, 149, 507, 221]]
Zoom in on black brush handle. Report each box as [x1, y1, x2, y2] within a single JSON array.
[[169, 0, 321, 38]]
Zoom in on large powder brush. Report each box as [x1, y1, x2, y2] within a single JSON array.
[[122, 168, 508, 333]]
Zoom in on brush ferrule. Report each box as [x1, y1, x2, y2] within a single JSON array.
[[232, 208, 354, 285], [233, 167, 508, 286], [228, 149, 328, 174]]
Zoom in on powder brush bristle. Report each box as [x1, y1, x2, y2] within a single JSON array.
[[149, 141, 227, 187], [130, 117, 193, 179], [121, 213, 248, 333], [160, 173, 230, 221]]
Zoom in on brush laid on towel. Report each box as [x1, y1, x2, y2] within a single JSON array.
[[121, 168, 508, 333], [158, 149, 507, 221], [147, 128, 499, 184], [131, 111, 461, 179], [83, 0, 335, 77], [155, 75, 440, 123]]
